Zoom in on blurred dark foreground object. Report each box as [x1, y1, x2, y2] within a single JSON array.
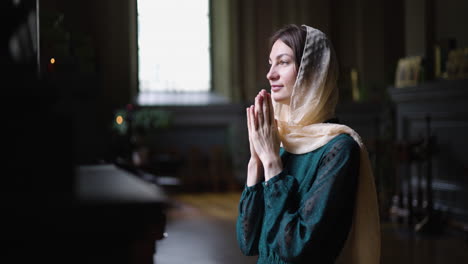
[[2, 1, 168, 263]]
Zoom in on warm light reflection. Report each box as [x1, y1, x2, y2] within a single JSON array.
[[50, 58, 56, 64], [116, 115, 124, 125]]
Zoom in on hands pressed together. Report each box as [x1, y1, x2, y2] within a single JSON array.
[[246, 89, 283, 186]]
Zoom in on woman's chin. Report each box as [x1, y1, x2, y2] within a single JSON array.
[[272, 94, 290, 105]]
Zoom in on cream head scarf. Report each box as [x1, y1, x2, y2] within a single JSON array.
[[273, 25, 381, 264]]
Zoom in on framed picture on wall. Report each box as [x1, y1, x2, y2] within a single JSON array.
[[395, 56, 422, 88]]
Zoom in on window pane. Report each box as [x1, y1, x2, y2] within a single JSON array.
[[137, 0, 210, 92]]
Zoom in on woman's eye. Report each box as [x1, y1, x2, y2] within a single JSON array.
[[279, 61, 289, 65]]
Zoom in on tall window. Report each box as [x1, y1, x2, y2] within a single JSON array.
[[137, 0, 211, 92]]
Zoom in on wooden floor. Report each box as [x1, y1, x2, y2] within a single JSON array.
[[154, 191, 468, 264], [154, 192, 256, 264]]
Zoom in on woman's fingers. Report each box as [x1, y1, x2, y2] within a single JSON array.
[[262, 91, 270, 125], [246, 107, 252, 135], [257, 89, 274, 126], [267, 92, 275, 127], [253, 106, 259, 130], [255, 94, 264, 127], [247, 107, 256, 152], [249, 106, 256, 131]]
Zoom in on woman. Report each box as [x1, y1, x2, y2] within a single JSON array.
[[236, 24, 380, 264]]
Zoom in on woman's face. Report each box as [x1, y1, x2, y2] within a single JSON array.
[[266, 39, 298, 105]]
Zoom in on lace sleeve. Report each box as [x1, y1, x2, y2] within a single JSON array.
[[263, 136, 360, 262], [236, 183, 265, 256]]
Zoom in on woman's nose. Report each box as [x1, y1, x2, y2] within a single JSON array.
[[266, 66, 278, 80]]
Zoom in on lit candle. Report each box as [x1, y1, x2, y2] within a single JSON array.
[[48, 57, 56, 72]]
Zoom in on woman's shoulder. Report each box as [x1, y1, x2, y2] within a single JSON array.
[[280, 134, 359, 157], [323, 133, 360, 155]]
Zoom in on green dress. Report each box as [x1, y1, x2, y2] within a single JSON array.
[[236, 133, 360, 264]]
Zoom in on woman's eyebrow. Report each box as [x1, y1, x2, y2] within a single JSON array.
[[269, 53, 294, 61]]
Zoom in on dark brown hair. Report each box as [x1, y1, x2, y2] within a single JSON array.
[[269, 24, 307, 68]]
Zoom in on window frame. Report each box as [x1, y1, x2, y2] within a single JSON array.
[[135, 0, 215, 105]]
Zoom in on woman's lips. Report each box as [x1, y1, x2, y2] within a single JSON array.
[[271, 85, 283, 92]]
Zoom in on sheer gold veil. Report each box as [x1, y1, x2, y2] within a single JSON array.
[[273, 25, 339, 129], [273, 25, 381, 264]]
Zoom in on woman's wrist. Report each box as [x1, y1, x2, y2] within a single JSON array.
[[263, 156, 282, 181], [247, 158, 264, 187], [248, 157, 261, 167]]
